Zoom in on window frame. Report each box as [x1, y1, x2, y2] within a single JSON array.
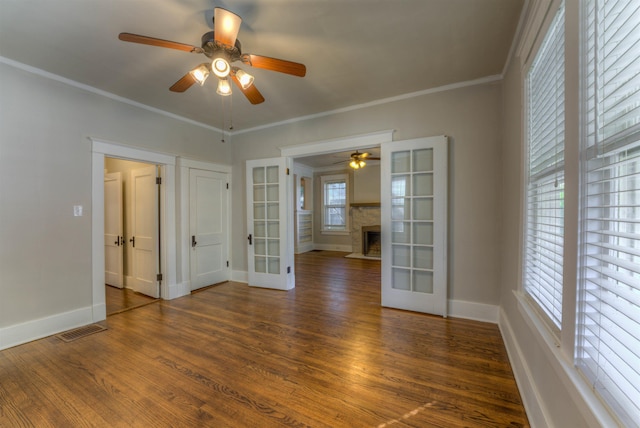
[[522, 1, 566, 334], [320, 173, 350, 234]]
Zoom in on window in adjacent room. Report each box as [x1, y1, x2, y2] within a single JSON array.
[[523, 2, 565, 331], [321, 174, 349, 233]]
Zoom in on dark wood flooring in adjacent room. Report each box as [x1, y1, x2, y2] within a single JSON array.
[[0, 251, 529, 427]]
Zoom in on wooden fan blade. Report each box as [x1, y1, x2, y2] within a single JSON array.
[[244, 54, 306, 77], [170, 73, 197, 92], [214, 8, 242, 48], [230, 74, 265, 104], [118, 33, 203, 53]]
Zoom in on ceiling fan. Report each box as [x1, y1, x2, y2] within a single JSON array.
[[118, 7, 306, 105], [334, 151, 381, 169]]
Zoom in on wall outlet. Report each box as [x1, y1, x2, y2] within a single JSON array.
[[73, 205, 83, 217]]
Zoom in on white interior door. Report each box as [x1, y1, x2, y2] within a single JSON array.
[[104, 172, 123, 288], [246, 157, 294, 290], [131, 165, 159, 298], [190, 169, 229, 290], [381, 136, 448, 316]]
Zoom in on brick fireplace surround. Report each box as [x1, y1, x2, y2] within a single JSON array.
[[350, 203, 381, 258]]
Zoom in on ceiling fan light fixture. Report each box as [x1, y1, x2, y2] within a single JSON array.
[[235, 68, 254, 89], [212, 57, 231, 78], [189, 64, 210, 86], [350, 159, 366, 169], [216, 78, 232, 96]]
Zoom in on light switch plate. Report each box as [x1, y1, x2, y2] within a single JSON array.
[[73, 205, 83, 217]]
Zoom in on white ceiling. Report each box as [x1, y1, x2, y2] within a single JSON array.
[[0, 0, 523, 136]]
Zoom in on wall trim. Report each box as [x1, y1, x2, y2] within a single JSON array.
[[447, 299, 499, 323], [500, 291, 620, 428], [0, 56, 221, 133], [236, 75, 503, 135], [280, 130, 394, 158], [232, 270, 248, 283], [168, 282, 191, 300], [0, 306, 93, 351], [313, 244, 353, 252], [499, 307, 549, 427]]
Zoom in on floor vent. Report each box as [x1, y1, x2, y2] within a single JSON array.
[[56, 324, 107, 343]]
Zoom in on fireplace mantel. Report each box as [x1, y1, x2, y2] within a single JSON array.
[[350, 202, 381, 208]]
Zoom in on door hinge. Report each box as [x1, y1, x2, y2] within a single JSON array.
[[156, 177, 162, 185], [286, 168, 290, 175], [226, 261, 229, 267], [287, 266, 291, 274], [226, 182, 229, 189], [157, 273, 163, 281]]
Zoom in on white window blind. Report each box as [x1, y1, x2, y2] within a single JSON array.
[[524, 2, 565, 330], [577, 0, 640, 426]]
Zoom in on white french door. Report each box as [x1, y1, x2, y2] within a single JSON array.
[[381, 136, 448, 316], [104, 172, 123, 288], [189, 169, 229, 290], [246, 157, 294, 290], [130, 164, 160, 298]]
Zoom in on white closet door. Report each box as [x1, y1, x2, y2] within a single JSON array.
[[104, 172, 123, 288], [130, 165, 160, 298], [190, 169, 229, 290], [381, 136, 448, 316]]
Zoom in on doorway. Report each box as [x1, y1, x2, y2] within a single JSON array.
[[104, 157, 161, 315], [91, 139, 177, 323]]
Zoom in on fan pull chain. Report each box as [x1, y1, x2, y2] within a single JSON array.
[[221, 95, 226, 143]]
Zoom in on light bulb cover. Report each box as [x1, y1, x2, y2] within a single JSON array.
[[234, 68, 254, 89], [189, 64, 210, 86], [212, 57, 231, 78], [217, 78, 232, 96]]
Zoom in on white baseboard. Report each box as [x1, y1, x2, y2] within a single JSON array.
[[232, 270, 248, 283], [448, 299, 499, 323], [166, 281, 190, 300], [313, 244, 353, 252], [499, 308, 548, 428], [0, 306, 94, 351]]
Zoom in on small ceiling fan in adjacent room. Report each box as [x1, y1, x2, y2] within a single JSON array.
[[118, 7, 306, 105], [335, 151, 381, 169]]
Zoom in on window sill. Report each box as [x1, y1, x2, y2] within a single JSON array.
[[321, 230, 350, 236], [513, 290, 619, 427]]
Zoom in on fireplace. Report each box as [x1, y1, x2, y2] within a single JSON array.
[[362, 225, 381, 258]]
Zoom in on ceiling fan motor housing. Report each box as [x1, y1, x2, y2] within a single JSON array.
[[201, 31, 242, 63]]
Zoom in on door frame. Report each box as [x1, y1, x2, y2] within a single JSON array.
[[91, 138, 177, 321], [177, 158, 231, 292], [279, 130, 394, 285]]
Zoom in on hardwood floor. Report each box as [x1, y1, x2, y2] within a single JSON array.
[[105, 285, 158, 316], [0, 251, 528, 427]]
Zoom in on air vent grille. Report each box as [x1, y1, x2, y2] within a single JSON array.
[[56, 324, 107, 342]]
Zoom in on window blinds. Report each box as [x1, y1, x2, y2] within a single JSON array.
[[524, 2, 565, 330], [577, 0, 640, 425]]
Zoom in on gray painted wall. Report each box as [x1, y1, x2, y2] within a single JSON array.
[[0, 63, 229, 329], [230, 82, 504, 306]]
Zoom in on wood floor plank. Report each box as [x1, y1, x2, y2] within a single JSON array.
[[0, 251, 528, 427]]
